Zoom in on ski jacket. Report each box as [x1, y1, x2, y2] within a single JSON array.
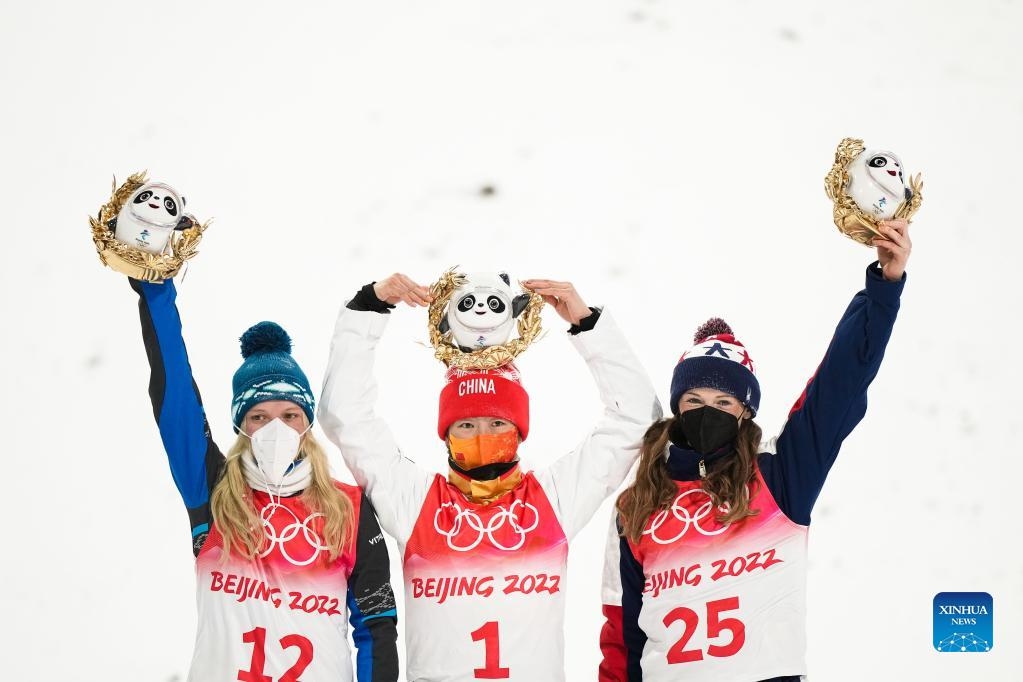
[[319, 292, 662, 681], [599, 263, 904, 682], [131, 278, 399, 682]]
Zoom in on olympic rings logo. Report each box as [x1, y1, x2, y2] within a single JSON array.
[[433, 500, 540, 552], [642, 488, 731, 545], [258, 501, 329, 567]]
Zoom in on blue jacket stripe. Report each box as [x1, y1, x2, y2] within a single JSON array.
[[140, 281, 211, 509], [348, 590, 374, 682], [363, 609, 398, 620]]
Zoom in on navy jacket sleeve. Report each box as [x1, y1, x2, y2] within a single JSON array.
[[347, 492, 399, 682], [601, 513, 646, 682], [620, 534, 647, 681], [130, 277, 224, 554], [761, 262, 904, 525]]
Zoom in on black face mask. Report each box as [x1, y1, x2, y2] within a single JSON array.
[[668, 406, 740, 455]]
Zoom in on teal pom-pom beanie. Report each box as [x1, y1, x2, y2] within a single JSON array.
[[230, 321, 315, 430]]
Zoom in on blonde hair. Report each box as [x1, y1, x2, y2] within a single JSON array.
[[209, 430, 354, 563], [616, 417, 763, 542]]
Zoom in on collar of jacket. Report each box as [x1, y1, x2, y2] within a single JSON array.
[[448, 459, 523, 505], [666, 443, 734, 481]]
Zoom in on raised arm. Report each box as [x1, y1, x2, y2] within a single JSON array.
[[527, 279, 663, 540], [130, 278, 223, 554], [318, 279, 435, 544], [346, 490, 399, 682], [764, 220, 912, 524]]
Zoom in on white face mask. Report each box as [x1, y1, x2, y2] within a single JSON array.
[[247, 418, 307, 485]]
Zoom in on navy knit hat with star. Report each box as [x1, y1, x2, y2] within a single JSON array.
[[669, 318, 761, 417], [230, 321, 315, 430]]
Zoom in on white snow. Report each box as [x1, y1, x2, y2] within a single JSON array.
[[1, 0, 1021, 679]]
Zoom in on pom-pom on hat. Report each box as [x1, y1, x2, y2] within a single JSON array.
[[669, 317, 761, 417], [231, 321, 315, 430], [438, 363, 530, 440]]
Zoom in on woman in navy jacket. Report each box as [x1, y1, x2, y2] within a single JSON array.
[[599, 219, 913, 681]]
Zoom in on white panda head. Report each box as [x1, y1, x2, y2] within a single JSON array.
[[441, 272, 531, 350], [125, 182, 185, 228], [113, 181, 188, 254], [846, 149, 911, 220]]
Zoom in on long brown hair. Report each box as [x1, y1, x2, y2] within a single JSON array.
[[209, 431, 354, 562], [616, 416, 763, 542]]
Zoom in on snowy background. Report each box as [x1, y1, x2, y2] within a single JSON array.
[[2, 0, 1021, 679]]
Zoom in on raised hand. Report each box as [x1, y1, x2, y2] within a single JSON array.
[[521, 279, 591, 326], [872, 219, 912, 282], [373, 273, 433, 307]]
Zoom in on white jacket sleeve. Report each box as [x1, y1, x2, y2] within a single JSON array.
[[601, 512, 625, 608], [534, 310, 662, 540], [318, 305, 435, 545]]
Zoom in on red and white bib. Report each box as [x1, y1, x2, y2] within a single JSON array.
[[629, 472, 808, 681], [402, 473, 569, 681], [189, 487, 359, 682]]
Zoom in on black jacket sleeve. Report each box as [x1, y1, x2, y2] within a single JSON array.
[[347, 283, 396, 314], [347, 492, 399, 682]]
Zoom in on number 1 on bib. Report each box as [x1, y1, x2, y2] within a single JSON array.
[[471, 621, 510, 679]]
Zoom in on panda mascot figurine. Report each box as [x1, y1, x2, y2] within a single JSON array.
[[824, 137, 923, 247], [109, 181, 195, 255], [845, 148, 913, 220], [439, 272, 531, 350]]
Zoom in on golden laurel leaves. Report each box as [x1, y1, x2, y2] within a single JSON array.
[[89, 171, 209, 283], [427, 268, 545, 370], [824, 137, 924, 246]]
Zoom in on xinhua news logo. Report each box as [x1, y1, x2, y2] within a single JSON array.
[[933, 592, 993, 652]]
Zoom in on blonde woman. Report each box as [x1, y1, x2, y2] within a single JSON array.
[[129, 277, 398, 682]]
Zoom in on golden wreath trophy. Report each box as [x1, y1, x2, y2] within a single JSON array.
[[824, 137, 923, 246], [427, 269, 545, 370], [90, 171, 208, 282]]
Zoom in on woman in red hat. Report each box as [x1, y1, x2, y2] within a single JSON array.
[[599, 220, 913, 681], [319, 275, 661, 681]]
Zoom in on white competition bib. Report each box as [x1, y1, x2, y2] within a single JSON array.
[[401, 473, 570, 681], [189, 491, 355, 682], [629, 472, 808, 681]]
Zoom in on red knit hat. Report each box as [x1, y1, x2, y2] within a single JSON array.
[[437, 363, 530, 440]]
